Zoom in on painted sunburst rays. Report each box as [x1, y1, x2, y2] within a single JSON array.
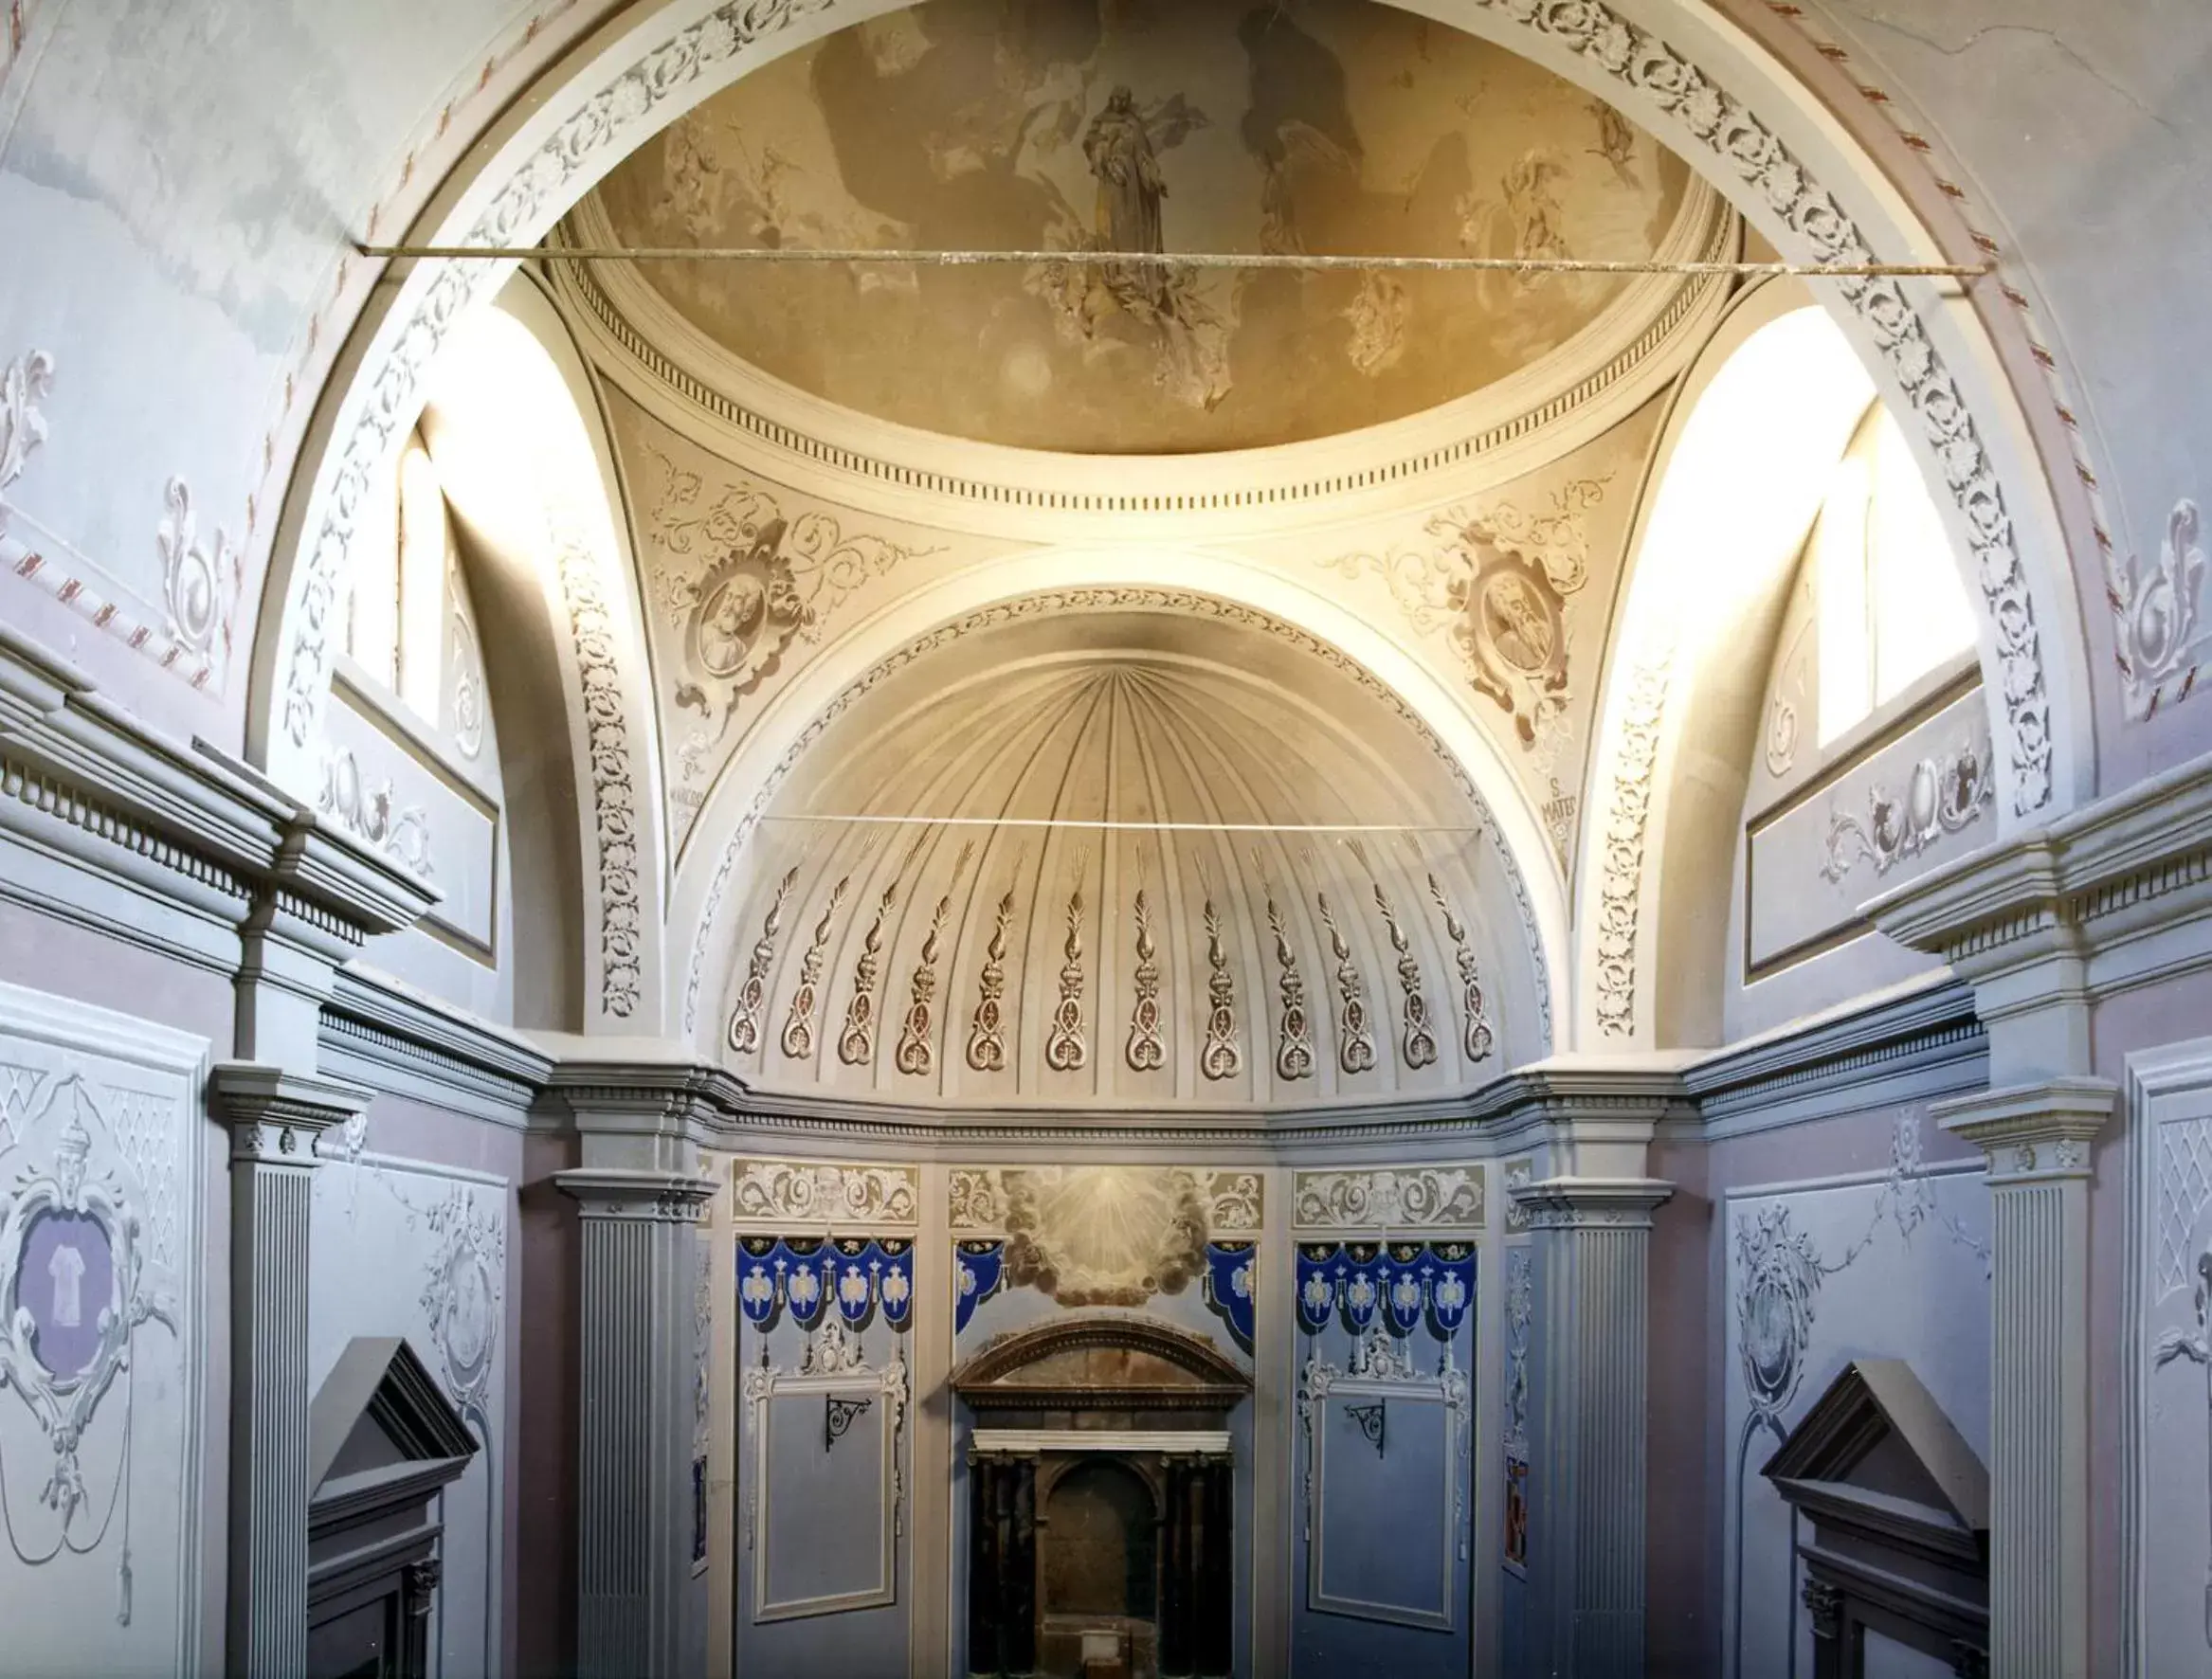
[[1004, 1164, 1209, 1304]]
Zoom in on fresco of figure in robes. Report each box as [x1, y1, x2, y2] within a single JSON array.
[[1083, 84, 1169, 308]]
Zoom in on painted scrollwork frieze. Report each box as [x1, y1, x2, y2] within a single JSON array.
[[728, 864, 799, 1056], [1292, 1166, 1485, 1235], [781, 875, 846, 1060], [729, 1158, 920, 1233], [1819, 731, 1993, 886]]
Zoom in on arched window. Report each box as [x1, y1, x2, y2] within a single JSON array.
[[341, 427, 455, 729], [1811, 406, 1978, 744]]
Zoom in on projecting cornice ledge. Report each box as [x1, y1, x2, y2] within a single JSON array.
[[0, 628, 440, 954], [1864, 749, 2212, 1078]]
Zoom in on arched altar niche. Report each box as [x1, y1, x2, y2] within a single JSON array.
[[954, 1317, 1249, 1679]]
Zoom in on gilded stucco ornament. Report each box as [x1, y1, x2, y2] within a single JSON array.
[[1427, 873, 1496, 1063], [1315, 892, 1377, 1076], [1124, 889, 1165, 1074], [1199, 898, 1242, 1082], [1043, 885, 1088, 1074], [1266, 894, 1315, 1083]]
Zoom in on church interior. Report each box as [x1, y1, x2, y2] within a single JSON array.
[[0, 2, 2204, 1676]]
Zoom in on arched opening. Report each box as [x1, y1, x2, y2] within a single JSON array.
[[1042, 1457, 1159, 1620]]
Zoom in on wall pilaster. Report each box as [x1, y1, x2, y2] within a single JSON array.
[[1516, 1175, 1673, 1679], [1932, 1078, 2112, 1679], [556, 1165, 716, 1679], [209, 1062, 371, 1679]]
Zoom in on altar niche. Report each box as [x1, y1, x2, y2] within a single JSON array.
[[954, 1317, 1248, 1679]]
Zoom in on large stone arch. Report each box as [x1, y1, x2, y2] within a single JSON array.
[[246, 0, 2096, 852], [661, 548, 1570, 1059]]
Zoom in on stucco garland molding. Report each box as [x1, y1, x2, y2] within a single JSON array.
[[1594, 650, 1670, 1039], [272, 0, 2063, 849], [685, 588, 1552, 1055], [275, 0, 841, 757], [1464, 0, 2053, 816], [550, 519, 645, 1019]]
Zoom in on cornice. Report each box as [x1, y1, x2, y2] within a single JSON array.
[[1511, 1174, 1676, 1229], [1684, 977, 1987, 1137], [553, 180, 1735, 540], [319, 964, 551, 1127], [0, 626, 439, 945], [211, 1060, 375, 1164], [553, 1166, 717, 1221], [1932, 1076, 2114, 1185], [1866, 749, 2212, 993]]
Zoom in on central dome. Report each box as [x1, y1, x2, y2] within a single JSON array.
[[716, 603, 1537, 1110], [584, 0, 1702, 454]]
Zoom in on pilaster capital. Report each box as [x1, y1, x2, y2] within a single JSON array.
[[209, 1061, 372, 1165], [1932, 1076, 2114, 1185], [538, 1053, 743, 1145], [555, 1166, 717, 1223], [1512, 1175, 1675, 1231]]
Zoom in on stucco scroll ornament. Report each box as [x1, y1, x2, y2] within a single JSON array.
[[838, 880, 902, 1068], [417, 1182, 501, 1435], [1458, 0, 2053, 814], [317, 748, 433, 878], [1205, 1172, 1264, 1237], [729, 1161, 919, 1228], [1502, 1246, 1532, 1458], [0, 1076, 175, 1622], [446, 584, 486, 761], [1124, 889, 1165, 1073], [1044, 884, 1088, 1074], [1730, 1198, 1823, 1668], [729, 865, 801, 1056], [1370, 880, 1437, 1071], [0, 350, 54, 537], [947, 1168, 1009, 1234], [1266, 894, 1315, 1082], [1199, 898, 1242, 1081], [1595, 649, 1671, 1040], [895, 842, 970, 1077], [2152, 1245, 2212, 1649], [1315, 893, 1377, 1076], [966, 883, 1016, 1074], [1426, 874, 1495, 1063], [279, 0, 844, 755], [2110, 499, 2207, 721], [781, 874, 848, 1061], [1818, 730, 1993, 885], [154, 478, 240, 673]]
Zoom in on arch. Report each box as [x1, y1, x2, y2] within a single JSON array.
[[661, 551, 1568, 1062], [409, 276, 670, 1031], [247, 0, 2095, 857], [1573, 285, 1880, 1050], [952, 1313, 1251, 1408]]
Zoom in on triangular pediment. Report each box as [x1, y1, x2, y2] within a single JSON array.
[[309, 1336, 478, 1501], [1763, 1359, 1987, 1560]]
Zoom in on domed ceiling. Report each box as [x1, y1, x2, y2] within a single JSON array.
[[587, 0, 1695, 453], [717, 605, 1533, 1110]]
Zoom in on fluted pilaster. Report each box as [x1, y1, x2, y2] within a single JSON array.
[[558, 1168, 716, 1679], [211, 1062, 370, 1679], [1934, 1078, 2112, 1679], [1516, 1176, 1673, 1679]]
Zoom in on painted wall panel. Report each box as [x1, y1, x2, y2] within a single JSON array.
[[0, 980, 210, 1677], [1719, 1121, 1989, 1679]]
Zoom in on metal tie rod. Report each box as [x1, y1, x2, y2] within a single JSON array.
[[352, 241, 1988, 280]]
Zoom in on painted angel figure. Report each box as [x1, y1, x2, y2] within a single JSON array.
[[2153, 1245, 2212, 1648]]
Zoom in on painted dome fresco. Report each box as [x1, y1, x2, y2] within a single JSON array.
[[716, 602, 1540, 1110], [583, 0, 1705, 453]]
